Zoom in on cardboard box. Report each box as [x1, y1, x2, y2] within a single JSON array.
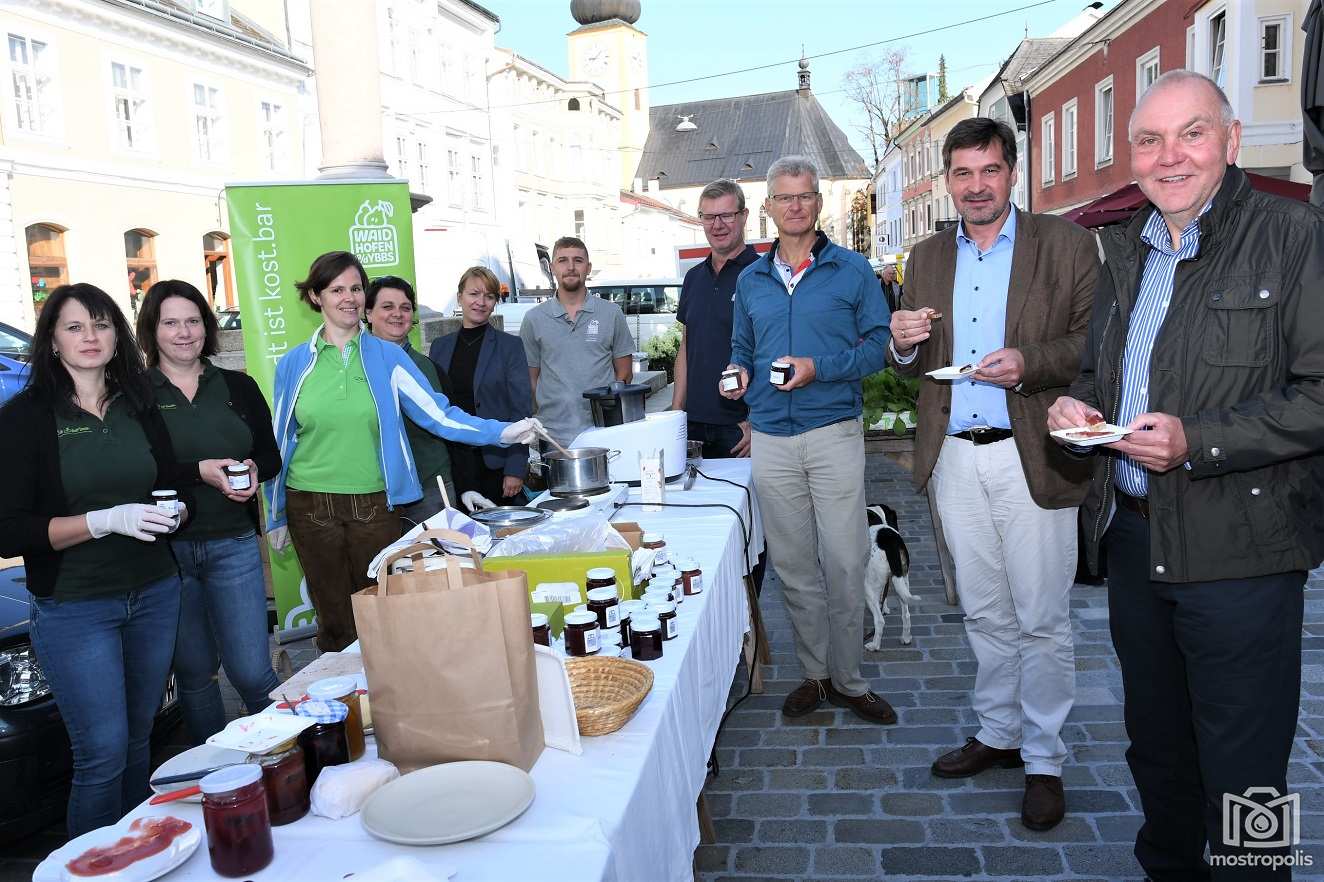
[[483, 549, 641, 607], [612, 521, 644, 551], [529, 601, 567, 638]]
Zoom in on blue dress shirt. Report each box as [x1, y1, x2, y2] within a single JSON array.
[[948, 206, 1017, 434]]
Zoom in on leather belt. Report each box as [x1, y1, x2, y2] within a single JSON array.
[[1115, 490, 1150, 519], [949, 428, 1013, 445]]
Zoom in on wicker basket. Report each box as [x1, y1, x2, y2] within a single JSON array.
[[564, 656, 654, 736]]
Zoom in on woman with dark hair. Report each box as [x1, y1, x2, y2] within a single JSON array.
[[265, 252, 543, 651], [364, 275, 456, 530], [0, 284, 229, 837], [136, 280, 282, 744], [429, 266, 532, 505]]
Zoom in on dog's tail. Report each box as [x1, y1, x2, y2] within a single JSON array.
[[875, 529, 907, 579]]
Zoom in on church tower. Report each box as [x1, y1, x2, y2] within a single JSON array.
[[566, 0, 650, 190]]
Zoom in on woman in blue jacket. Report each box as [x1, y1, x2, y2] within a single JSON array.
[[428, 266, 532, 506], [265, 251, 540, 651]]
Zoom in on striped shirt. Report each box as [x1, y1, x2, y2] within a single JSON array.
[[1115, 204, 1210, 497]]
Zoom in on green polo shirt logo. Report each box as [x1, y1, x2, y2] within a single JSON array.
[[56, 425, 91, 438]]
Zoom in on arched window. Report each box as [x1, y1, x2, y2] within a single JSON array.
[[124, 228, 157, 316], [26, 223, 67, 315], [567, 98, 580, 111], [202, 231, 234, 309]]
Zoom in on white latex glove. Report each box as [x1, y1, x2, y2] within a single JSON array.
[[85, 503, 175, 542], [500, 417, 546, 446], [267, 525, 291, 552]]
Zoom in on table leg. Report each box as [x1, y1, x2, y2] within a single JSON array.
[[926, 489, 959, 606], [745, 574, 771, 664], [697, 792, 717, 844], [742, 576, 767, 693]]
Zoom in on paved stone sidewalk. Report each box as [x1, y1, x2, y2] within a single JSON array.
[[696, 454, 1324, 881]]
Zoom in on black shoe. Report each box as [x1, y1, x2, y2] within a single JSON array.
[[782, 678, 829, 717]]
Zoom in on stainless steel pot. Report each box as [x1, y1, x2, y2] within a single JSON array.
[[530, 446, 619, 496]]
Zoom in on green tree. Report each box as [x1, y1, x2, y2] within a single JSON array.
[[937, 55, 949, 102]]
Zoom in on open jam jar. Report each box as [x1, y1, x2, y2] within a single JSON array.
[[564, 610, 601, 657], [201, 764, 274, 877], [255, 737, 309, 826], [295, 699, 350, 785]]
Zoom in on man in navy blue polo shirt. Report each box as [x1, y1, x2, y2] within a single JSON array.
[[671, 179, 760, 458]]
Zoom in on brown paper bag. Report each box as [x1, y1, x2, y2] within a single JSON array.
[[351, 528, 544, 772]]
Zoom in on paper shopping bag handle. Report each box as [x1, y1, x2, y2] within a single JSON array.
[[417, 528, 483, 568]]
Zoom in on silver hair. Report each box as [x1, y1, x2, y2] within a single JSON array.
[[1129, 69, 1236, 138], [699, 178, 746, 212], [766, 155, 820, 193]]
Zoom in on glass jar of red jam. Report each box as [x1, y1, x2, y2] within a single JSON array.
[[563, 610, 601, 657], [201, 764, 274, 877], [678, 558, 704, 596], [630, 615, 664, 660], [255, 737, 309, 826], [295, 699, 350, 785], [641, 533, 669, 566], [651, 600, 678, 640], [531, 612, 552, 646], [585, 567, 617, 591], [307, 676, 365, 761], [586, 586, 621, 632]]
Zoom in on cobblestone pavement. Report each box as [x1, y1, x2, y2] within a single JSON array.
[[696, 454, 1324, 881]]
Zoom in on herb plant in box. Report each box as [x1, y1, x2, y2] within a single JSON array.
[[863, 368, 920, 435]]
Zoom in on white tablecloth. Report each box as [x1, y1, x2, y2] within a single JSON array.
[[59, 460, 763, 882]]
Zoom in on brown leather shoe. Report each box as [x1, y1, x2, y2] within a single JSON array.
[[931, 736, 1025, 778], [825, 683, 898, 724], [1022, 774, 1066, 831], [782, 678, 829, 717]]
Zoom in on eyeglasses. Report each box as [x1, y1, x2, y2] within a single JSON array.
[[769, 192, 820, 206], [698, 210, 746, 225]]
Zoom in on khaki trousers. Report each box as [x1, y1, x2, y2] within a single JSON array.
[[752, 418, 870, 696], [929, 435, 1076, 775]]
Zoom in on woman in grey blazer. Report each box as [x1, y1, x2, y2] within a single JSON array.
[[429, 267, 532, 505]]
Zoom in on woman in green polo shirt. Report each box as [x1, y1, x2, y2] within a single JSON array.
[[364, 275, 456, 531], [0, 283, 232, 837], [136, 280, 282, 745]]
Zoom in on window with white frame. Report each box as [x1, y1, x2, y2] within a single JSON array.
[[384, 8, 398, 75], [195, 0, 227, 19], [1095, 78, 1115, 165], [1187, 25, 1196, 70], [1210, 11, 1227, 87], [396, 136, 409, 180], [111, 61, 151, 150], [192, 83, 222, 162], [448, 146, 462, 207], [417, 140, 429, 191], [259, 100, 285, 172], [1137, 48, 1160, 100], [1041, 113, 1055, 184], [1062, 99, 1078, 177], [8, 33, 54, 135], [471, 153, 484, 210], [1260, 15, 1291, 82]]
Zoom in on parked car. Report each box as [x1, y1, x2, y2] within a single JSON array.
[[0, 564, 181, 843], [588, 279, 681, 315], [217, 309, 242, 330], [0, 322, 32, 406]]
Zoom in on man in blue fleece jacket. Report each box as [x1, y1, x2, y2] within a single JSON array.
[[722, 155, 895, 724]]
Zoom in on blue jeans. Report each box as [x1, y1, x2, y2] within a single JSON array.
[[30, 574, 181, 838], [687, 420, 746, 460], [171, 532, 280, 744]]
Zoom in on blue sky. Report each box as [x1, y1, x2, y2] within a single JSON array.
[[483, 0, 1120, 161]]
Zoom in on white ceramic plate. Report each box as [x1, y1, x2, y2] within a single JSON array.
[[925, 364, 979, 381], [33, 816, 201, 882], [150, 744, 248, 803], [361, 761, 535, 846], [1050, 424, 1134, 446]]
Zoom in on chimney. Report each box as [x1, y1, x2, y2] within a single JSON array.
[[797, 56, 811, 92]]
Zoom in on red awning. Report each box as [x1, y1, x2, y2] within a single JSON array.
[[1063, 172, 1311, 228]]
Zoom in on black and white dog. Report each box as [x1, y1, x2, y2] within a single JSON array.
[[865, 504, 915, 648]]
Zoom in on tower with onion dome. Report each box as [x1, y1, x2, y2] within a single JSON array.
[[566, 0, 650, 190]]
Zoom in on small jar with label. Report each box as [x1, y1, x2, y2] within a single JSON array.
[[585, 567, 617, 591], [564, 610, 601, 657], [630, 615, 664, 661], [769, 360, 793, 386], [641, 533, 669, 566], [295, 699, 350, 785], [307, 676, 365, 761], [254, 737, 308, 826], [678, 558, 704, 596], [225, 463, 253, 491], [642, 587, 672, 607], [586, 586, 621, 633], [719, 367, 743, 394], [201, 764, 274, 877], [531, 612, 551, 647], [617, 602, 633, 650], [151, 489, 182, 532], [651, 600, 679, 640]]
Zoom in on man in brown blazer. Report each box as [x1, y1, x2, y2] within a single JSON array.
[[888, 118, 1097, 832]]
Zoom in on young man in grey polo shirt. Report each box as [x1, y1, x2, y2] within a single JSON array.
[[521, 236, 635, 447]]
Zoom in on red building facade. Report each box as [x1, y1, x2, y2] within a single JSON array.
[[1028, 0, 1192, 214]]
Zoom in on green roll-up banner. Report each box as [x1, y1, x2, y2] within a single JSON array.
[[225, 179, 417, 636]]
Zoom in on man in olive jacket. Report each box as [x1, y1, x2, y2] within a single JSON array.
[[1049, 71, 1324, 880], [889, 117, 1097, 832]]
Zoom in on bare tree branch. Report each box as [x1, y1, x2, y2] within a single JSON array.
[[842, 47, 910, 172]]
